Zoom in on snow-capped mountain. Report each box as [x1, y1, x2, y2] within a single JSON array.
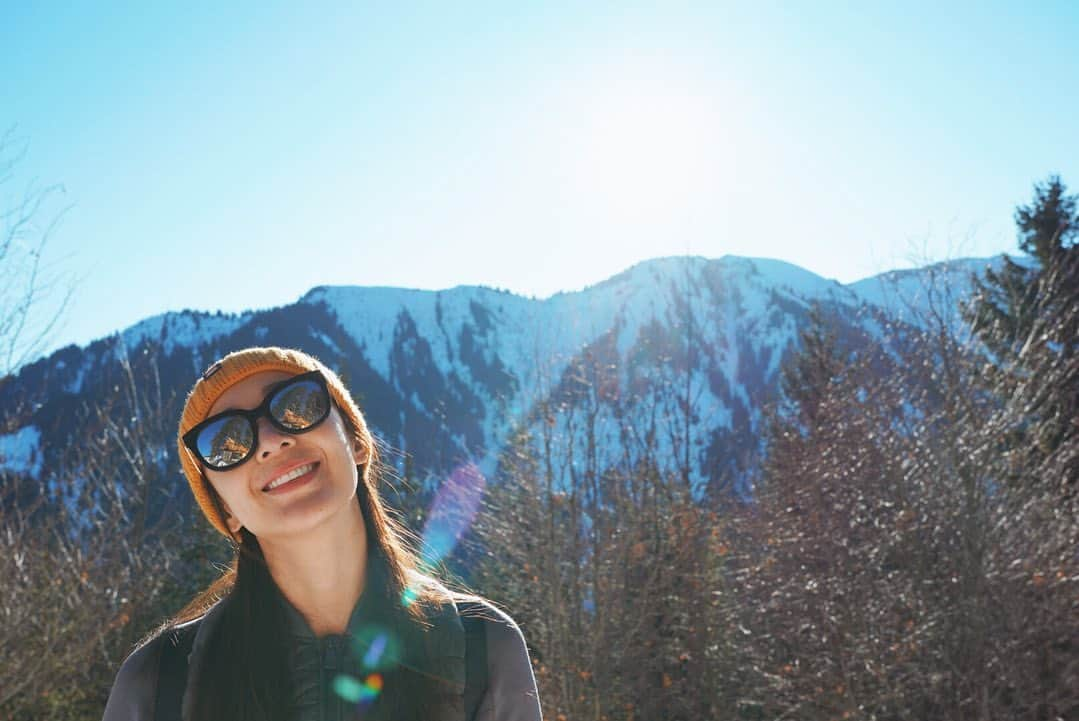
[[0, 254, 1008, 508]]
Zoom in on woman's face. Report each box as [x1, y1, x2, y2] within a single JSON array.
[[202, 370, 367, 540]]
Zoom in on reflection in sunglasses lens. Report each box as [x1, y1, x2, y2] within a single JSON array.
[[200, 415, 255, 467], [271, 380, 329, 429]]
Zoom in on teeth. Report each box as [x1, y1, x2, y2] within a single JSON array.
[[264, 463, 315, 491]]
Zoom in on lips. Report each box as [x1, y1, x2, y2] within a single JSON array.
[[262, 461, 319, 492]]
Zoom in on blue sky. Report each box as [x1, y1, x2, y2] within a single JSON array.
[[2, 1, 1077, 358]]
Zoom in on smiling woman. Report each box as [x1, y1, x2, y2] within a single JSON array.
[[101, 346, 542, 721]]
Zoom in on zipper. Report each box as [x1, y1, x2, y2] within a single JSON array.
[[323, 636, 343, 720]]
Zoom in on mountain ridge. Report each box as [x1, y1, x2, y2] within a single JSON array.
[[0, 254, 1013, 511]]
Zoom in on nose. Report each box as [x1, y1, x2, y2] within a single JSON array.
[[255, 417, 294, 461]]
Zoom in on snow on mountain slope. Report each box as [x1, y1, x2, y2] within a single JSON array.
[[0, 425, 42, 478], [122, 310, 251, 357], [296, 256, 885, 491], [468, 256, 873, 495], [843, 256, 1021, 348], [846, 255, 1039, 334], [2, 254, 1005, 505]]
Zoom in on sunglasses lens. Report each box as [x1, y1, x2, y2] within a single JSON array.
[[269, 378, 329, 430], [196, 415, 255, 468]]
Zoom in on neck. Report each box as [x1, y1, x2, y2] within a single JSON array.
[[258, 498, 369, 637]]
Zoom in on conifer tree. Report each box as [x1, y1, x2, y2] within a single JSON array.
[[772, 302, 850, 441], [965, 175, 1078, 360], [966, 176, 1079, 495], [1016, 175, 1077, 263]]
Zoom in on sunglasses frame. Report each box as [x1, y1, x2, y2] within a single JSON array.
[[182, 370, 332, 471]]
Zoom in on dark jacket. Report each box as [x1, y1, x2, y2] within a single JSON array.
[[101, 589, 542, 721]]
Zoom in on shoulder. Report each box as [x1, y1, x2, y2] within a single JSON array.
[[101, 632, 166, 721], [101, 617, 205, 721], [458, 599, 530, 657], [456, 599, 543, 721]]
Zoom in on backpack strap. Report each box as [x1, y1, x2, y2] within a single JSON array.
[[460, 602, 489, 721], [154, 622, 199, 721]]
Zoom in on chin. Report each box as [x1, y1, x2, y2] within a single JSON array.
[[258, 495, 364, 542]]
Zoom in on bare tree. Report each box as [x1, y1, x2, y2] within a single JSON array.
[[0, 346, 208, 719], [0, 126, 75, 379], [730, 246, 1079, 721]]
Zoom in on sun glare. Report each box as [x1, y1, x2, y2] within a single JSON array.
[[563, 59, 735, 225]]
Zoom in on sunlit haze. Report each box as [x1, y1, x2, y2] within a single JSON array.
[[2, 2, 1076, 358]]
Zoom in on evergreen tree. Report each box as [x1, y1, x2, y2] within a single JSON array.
[[966, 176, 1079, 497], [965, 176, 1078, 360], [1015, 174, 1077, 263], [776, 303, 846, 434]]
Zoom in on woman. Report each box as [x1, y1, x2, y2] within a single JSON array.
[[102, 347, 542, 721]]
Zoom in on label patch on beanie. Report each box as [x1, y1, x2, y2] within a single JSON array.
[[202, 361, 223, 380]]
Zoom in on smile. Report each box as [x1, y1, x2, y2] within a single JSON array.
[[262, 462, 318, 492]]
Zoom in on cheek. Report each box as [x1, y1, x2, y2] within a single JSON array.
[[204, 472, 243, 511], [327, 412, 360, 455]]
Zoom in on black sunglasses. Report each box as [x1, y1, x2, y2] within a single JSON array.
[[183, 370, 332, 471]]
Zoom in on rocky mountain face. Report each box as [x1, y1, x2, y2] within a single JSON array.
[[0, 255, 1002, 511]]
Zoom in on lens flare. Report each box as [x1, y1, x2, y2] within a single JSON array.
[[333, 672, 384, 704], [363, 632, 388, 668], [400, 585, 419, 607], [403, 463, 486, 605], [348, 625, 400, 671], [364, 673, 384, 696], [333, 674, 364, 703]]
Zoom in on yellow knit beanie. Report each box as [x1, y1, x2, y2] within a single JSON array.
[[177, 347, 367, 538]]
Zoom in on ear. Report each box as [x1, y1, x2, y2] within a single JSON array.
[[220, 499, 244, 535], [204, 477, 244, 536], [226, 515, 244, 536]]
